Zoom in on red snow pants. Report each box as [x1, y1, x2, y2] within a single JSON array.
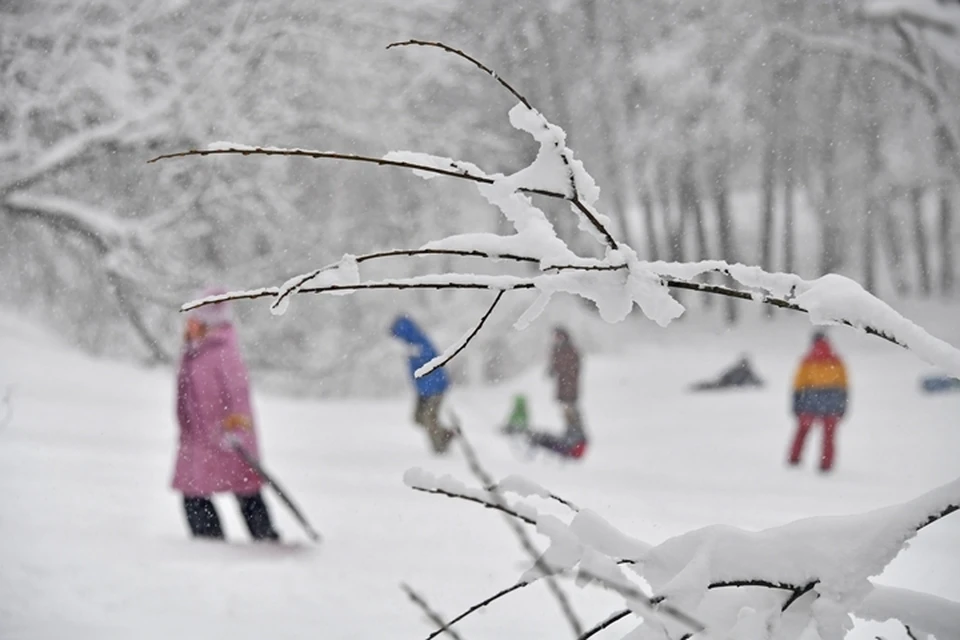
[[788, 414, 839, 471]]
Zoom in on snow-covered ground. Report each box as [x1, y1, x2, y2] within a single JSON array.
[[0, 306, 957, 639]]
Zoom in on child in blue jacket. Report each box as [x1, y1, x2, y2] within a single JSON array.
[[390, 315, 456, 454]]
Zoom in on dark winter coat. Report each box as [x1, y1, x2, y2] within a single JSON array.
[[391, 315, 450, 398], [549, 329, 581, 404], [792, 338, 848, 417]]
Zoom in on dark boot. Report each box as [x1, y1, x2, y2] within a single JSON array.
[[183, 496, 225, 540], [237, 493, 280, 542]]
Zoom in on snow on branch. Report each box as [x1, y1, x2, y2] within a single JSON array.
[[864, 0, 960, 36], [154, 43, 960, 378], [415, 291, 505, 379], [856, 584, 960, 639], [410, 459, 959, 638], [451, 427, 585, 637]]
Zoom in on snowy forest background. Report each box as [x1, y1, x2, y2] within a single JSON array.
[[3, 0, 960, 395]]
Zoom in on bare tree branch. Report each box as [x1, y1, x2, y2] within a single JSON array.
[[416, 290, 505, 378], [387, 40, 533, 110], [178, 263, 919, 359], [401, 583, 464, 640], [487, 482, 579, 512], [453, 427, 584, 637], [578, 609, 631, 640], [409, 485, 537, 526], [385, 39, 619, 250], [572, 567, 705, 634], [149, 146, 562, 198], [424, 581, 528, 640]]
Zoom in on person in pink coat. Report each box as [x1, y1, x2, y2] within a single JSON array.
[[172, 290, 279, 541]]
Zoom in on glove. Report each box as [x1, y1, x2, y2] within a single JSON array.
[[223, 413, 252, 431]]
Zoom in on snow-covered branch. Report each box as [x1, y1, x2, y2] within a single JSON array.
[[450, 430, 585, 637]]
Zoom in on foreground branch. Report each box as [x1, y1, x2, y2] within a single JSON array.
[[578, 609, 631, 640], [402, 583, 464, 640], [454, 428, 584, 637], [409, 485, 537, 526], [424, 581, 528, 640]]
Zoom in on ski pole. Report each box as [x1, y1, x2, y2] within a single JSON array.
[[231, 441, 322, 543]]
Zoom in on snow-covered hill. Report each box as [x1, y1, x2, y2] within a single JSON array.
[[0, 308, 957, 639]]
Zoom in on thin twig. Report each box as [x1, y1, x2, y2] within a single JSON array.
[[916, 504, 959, 532], [577, 609, 631, 640], [417, 290, 505, 378], [387, 39, 533, 109], [402, 583, 464, 640], [904, 623, 919, 640], [409, 485, 537, 526], [487, 483, 580, 512], [781, 581, 818, 613], [178, 270, 913, 355], [572, 567, 705, 634], [424, 581, 528, 640], [387, 39, 619, 250], [148, 146, 564, 199], [454, 427, 585, 637]]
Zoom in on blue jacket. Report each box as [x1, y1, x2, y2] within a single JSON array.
[[390, 315, 449, 397]]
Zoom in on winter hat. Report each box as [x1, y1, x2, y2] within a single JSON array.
[[187, 286, 233, 326]]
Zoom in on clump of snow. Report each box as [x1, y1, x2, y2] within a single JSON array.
[[857, 584, 960, 639], [795, 274, 960, 376], [206, 140, 258, 152], [382, 151, 488, 181], [497, 474, 553, 500], [568, 510, 651, 562], [271, 255, 360, 316]]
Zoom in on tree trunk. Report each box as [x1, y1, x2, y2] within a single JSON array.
[[711, 161, 738, 323], [819, 61, 847, 275], [910, 187, 932, 296], [640, 189, 660, 261], [938, 187, 954, 294], [881, 192, 909, 295], [658, 163, 685, 263], [760, 133, 777, 273], [782, 146, 796, 276], [861, 71, 883, 294], [679, 154, 708, 261], [937, 128, 955, 294]]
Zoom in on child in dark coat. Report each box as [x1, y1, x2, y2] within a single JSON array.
[[502, 327, 588, 460]]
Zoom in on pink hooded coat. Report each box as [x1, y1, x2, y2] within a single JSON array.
[[171, 321, 263, 496]]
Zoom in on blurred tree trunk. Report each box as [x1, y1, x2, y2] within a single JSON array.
[[881, 192, 909, 295], [782, 144, 796, 276], [659, 163, 685, 263], [936, 132, 955, 294], [910, 186, 932, 296], [711, 160, 738, 324], [640, 189, 661, 261], [861, 74, 883, 294], [760, 132, 778, 274], [819, 61, 847, 276], [679, 153, 708, 262]]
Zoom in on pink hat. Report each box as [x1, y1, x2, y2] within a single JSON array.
[[187, 287, 233, 326]]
